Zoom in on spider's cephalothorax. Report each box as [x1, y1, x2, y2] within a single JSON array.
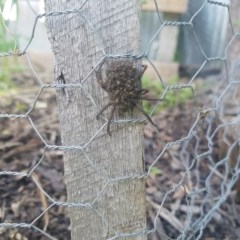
[[96, 59, 158, 135]]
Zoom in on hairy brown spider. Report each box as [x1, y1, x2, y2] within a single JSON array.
[[96, 59, 158, 135]]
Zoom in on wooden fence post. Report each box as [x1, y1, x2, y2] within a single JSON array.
[[45, 0, 147, 239]]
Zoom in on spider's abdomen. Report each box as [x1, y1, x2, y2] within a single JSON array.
[[110, 76, 140, 109], [105, 61, 143, 112]]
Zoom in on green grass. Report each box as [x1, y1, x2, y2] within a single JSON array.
[[232, 18, 240, 26], [0, 0, 18, 52], [149, 166, 162, 176], [0, 0, 20, 93], [142, 75, 193, 115]]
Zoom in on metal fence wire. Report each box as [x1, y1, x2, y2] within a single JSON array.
[[0, 0, 240, 239]]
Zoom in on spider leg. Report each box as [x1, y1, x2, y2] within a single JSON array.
[[95, 61, 107, 89], [107, 107, 116, 136], [138, 97, 165, 101], [137, 89, 149, 95], [139, 64, 147, 78], [96, 102, 112, 120], [134, 103, 159, 130]]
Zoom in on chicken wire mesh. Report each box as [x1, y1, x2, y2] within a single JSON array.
[[0, 0, 240, 239]]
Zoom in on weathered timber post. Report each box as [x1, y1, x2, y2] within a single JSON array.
[[45, 0, 147, 239]]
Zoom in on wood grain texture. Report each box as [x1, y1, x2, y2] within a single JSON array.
[[45, 0, 147, 239]]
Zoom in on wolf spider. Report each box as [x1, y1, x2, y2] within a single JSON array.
[[96, 59, 158, 135]]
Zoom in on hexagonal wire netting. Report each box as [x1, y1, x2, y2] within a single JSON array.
[[0, 0, 240, 239]]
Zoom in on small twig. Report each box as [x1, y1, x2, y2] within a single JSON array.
[[148, 205, 169, 240], [147, 196, 184, 233], [32, 172, 49, 232]]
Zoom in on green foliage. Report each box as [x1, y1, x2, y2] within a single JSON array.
[[149, 166, 162, 176], [0, 0, 18, 52], [0, 60, 15, 92], [233, 18, 240, 26], [0, 0, 19, 92], [142, 75, 193, 115]]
